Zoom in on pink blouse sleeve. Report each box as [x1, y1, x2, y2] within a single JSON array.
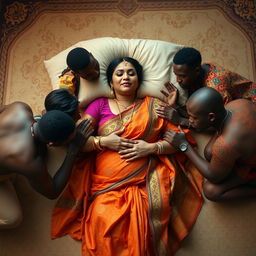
[[84, 98, 105, 123]]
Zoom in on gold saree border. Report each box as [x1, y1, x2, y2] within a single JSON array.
[[147, 156, 169, 256], [99, 100, 142, 135], [91, 159, 150, 200], [82, 113, 97, 129], [141, 97, 162, 141]]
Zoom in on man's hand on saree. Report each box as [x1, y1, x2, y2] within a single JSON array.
[[119, 140, 156, 161], [163, 126, 188, 150], [100, 127, 138, 151], [156, 104, 191, 128], [155, 104, 183, 126]]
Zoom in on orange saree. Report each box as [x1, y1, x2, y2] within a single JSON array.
[[51, 97, 203, 256]]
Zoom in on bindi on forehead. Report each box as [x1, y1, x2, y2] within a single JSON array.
[[116, 61, 134, 71], [122, 60, 129, 66]]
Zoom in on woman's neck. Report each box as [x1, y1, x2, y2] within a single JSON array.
[[115, 95, 136, 104]]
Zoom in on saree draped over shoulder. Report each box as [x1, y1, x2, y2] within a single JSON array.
[[52, 97, 203, 256]]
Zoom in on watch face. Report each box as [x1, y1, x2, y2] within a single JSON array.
[[179, 143, 188, 152]]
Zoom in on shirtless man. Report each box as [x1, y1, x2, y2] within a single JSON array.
[[163, 87, 256, 201], [0, 102, 92, 228]]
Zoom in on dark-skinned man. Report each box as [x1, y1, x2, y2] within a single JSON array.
[[59, 47, 100, 97], [163, 87, 256, 201], [0, 103, 93, 229], [156, 47, 256, 127]]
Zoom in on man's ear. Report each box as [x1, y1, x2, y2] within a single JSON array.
[[194, 65, 201, 75], [208, 112, 216, 122]]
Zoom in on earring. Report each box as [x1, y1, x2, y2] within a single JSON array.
[[110, 86, 115, 98]]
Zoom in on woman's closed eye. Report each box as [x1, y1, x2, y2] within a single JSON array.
[[116, 70, 136, 77]]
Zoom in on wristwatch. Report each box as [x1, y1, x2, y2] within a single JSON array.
[[179, 142, 188, 152]]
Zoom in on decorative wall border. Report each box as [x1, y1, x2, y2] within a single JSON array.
[[0, 0, 255, 105]]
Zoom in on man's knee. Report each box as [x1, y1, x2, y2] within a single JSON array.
[[0, 210, 23, 229], [203, 181, 222, 202]]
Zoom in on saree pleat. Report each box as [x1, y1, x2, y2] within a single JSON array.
[[51, 96, 203, 256]]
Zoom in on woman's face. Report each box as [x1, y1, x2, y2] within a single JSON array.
[[111, 61, 139, 97]]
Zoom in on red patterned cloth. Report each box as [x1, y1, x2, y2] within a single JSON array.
[[202, 63, 256, 104]]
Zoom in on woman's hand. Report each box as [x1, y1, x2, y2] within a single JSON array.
[[119, 140, 156, 162], [100, 127, 137, 151]]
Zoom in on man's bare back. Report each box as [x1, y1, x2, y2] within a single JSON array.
[[0, 102, 44, 176], [204, 99, 256, 181], [0, 102, 93, 229]]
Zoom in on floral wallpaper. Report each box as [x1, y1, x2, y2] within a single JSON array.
[[0, 0, 255, 110]]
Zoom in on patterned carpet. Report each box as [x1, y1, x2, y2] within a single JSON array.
[[0, 0, 255, 106]]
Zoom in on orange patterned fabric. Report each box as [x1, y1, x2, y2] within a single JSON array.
[[51, 97, 203, 256], [203, 63, 256, 104], [59, 68, 79, 95]]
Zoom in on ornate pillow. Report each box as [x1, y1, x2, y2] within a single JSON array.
[[44, 37, 187, 106]]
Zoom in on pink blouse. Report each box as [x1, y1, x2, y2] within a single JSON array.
[[84, 98, 116, 132]]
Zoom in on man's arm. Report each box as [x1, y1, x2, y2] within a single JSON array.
[[27, 119, 93, 199], [27, 147, 81, 199], [163, 127, 238, 183]]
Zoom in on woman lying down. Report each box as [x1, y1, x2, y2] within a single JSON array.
[[51, 57, 203, 256]]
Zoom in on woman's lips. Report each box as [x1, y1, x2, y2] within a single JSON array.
[[121, 83, 131, 87]]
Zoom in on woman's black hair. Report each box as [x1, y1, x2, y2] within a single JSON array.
[[44, 89, 79, 118], [106, 57, 143, 85]]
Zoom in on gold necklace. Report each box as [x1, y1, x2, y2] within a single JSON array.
[[114, 99, 136, 126], [115, 99, 135, 109]]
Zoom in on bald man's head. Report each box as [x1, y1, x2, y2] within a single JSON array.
[[187, 87, 225, 131], [188, 87, 224, 114]]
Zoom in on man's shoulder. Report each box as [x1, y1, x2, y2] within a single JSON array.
[[226, 98, 255, 109], [1, 102, 32, 116], [202, 62, 227, 74], [7, 101, 29, 107]]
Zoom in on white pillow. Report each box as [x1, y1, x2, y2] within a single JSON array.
[[44, 37, 187, 106]]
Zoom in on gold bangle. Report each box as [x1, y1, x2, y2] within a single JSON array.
[[156, 142, 163, 154], [93, 136, 103, 150]]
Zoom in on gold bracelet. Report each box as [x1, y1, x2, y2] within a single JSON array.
[[93, 136, 103, 150], [156, 142, 164, 154]]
